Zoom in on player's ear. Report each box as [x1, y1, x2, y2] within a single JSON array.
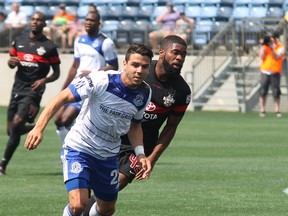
[[159, 49, 165, 58]]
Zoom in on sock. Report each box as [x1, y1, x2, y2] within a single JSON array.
[[56, 126, 69, 144], [63, 204, 74, 216], [88, 202, 97, 216]]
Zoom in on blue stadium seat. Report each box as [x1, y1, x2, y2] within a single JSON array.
[[231, 6, 250, 23], [77, 5, 90, 19], [130, 19, 150, 44], [219, 0, 234, 7], [266, 6, 284, 18], [151, 5, 166, 20], [268, 0, 284, 7], [233, 0, 250, 7], [216, 6, 233, 22], [126, 0, 141, 6], [5, 0, 23, 5], [20, 5, 34, 18], [104, 5, 123, 20], [116, 19, 134, 46], [121, 6, 139, 20], [185, 5, 202, 20], [202, 0, 221, 6], [101, 19, 119, 40], [80, 0, 100, 6], [140, 0, 159, 6], [172, 0, 191, 7], [137, 5, 154, 21], [250, 0, 269, 6], [249, 6, 268, 18], [200, 5, 218, 21], [49, 0, 79, 6]]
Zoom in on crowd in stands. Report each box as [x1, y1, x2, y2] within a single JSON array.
[[0, 0, 286, 52]]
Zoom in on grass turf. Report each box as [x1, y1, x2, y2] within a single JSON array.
[[0, 106, 288, 215]]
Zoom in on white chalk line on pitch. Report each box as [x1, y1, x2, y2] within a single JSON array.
[[283, 188, 288, 195]]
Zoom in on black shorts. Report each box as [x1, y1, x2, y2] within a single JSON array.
[[7, 93, 41, 123], [260, 73, 281, 98], [118, 144, 138, 183]]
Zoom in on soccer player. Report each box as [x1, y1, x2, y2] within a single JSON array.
[[84, 35, 191, 215], [24, 43, 153, 216], [0, 11, 60, 176], [54, 11, 118, 144]]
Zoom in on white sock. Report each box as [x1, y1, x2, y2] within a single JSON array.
[[89, 202, 97, 216], [63, 204, 73, 216], [56, 126, 69, 144]]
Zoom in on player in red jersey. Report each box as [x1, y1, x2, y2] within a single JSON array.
[[0, 11, 60, 176], [84, 35, 191, 215]]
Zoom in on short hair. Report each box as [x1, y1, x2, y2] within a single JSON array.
[[32, 11, 46, 22], [160, 35, 187, 49], [125, 43, 154, 62], [86, 11, 101, 22]]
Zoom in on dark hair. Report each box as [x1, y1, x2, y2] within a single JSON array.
[[125, 43, 154, 61], [32, 11, 46, 22], [86, 11, 101, 22], [160, 35, 187, 49], [272, 31, 281, 39]]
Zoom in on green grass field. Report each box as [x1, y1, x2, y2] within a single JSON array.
[[0, 106, 288, 216]]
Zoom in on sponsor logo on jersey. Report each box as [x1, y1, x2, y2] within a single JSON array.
[[163, 94, 175, 107], [37, 46, 46, 56], [24, 54, 34, 61], [20, 61, 38, 67], [133, 94, 144, 106], [143, 112, 158, 120], [18, 45, 24, 48], [99, 104, 133, 119], [146, 102, 156, 111], [70, 162, 83, 174]]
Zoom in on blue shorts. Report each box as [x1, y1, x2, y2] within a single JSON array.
[[61, 146, 119, 201]]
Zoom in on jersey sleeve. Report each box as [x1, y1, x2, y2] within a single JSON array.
[[171, 82, 191, 115], [102, 38, 118, 65], [68, 71, 108, 102], [73, 36, 81, 60]]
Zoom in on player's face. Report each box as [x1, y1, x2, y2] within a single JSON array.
[[161, 43, 187, 75], [30, 13, 46, 34], [84, 13, 100, 34], [122, 53, 151, 89]]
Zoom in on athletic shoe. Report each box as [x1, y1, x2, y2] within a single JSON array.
[[259, 112, 266, 117], [0, 166, 5, 176], [276, 112, 282, 118]]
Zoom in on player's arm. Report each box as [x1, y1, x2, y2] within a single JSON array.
[[61, 59, 80, 90], [148, 114, 184, 168], [31, 63, 60, 91], [100, 39, 119, 71], [100, 60, 118, 71], [24, 88, 75, 150], [128, 122, 151, 179]]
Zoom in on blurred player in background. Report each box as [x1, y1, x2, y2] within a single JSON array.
[[0, 11, 60, 176], [54, 11, 118, 144]]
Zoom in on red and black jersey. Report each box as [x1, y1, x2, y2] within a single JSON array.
[[9, 34, 60, 96], [121, 60, 191, 155]]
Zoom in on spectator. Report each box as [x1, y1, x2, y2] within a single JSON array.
[[174, 12, 195, 43], [51, 3, 74, 53], [67, 13, 82, 49], [0, 11, 6, 30], [1, 2, 27, 42], [148, 2, 180, 51], [259, 31, 285, 117], [0, 11, 60, 176]]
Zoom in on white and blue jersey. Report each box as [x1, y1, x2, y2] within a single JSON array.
[[64, 70, 151, 159], [72, 32, 118, 82]]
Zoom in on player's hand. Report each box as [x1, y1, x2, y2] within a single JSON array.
[[135, 155, 151, 180], [24, 129, 43, 151], [8, 57, 20, 67], [31, 78, 46, 91]]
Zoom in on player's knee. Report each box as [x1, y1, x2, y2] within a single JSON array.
[[98, 205, 115, 216], [69, 200, 88, 215], [119, 173, 130, 191]]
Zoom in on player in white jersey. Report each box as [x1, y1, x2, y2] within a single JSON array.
[[54, 11, 118, 144], [24, 43, 154, 216]]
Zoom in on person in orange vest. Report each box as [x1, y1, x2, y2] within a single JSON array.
[[259, 31, 285, 117]]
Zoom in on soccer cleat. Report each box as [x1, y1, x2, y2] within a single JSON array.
[[0, 165, 6, 176], [259, 112, 266, 118], [276, 112, 282, 118]]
